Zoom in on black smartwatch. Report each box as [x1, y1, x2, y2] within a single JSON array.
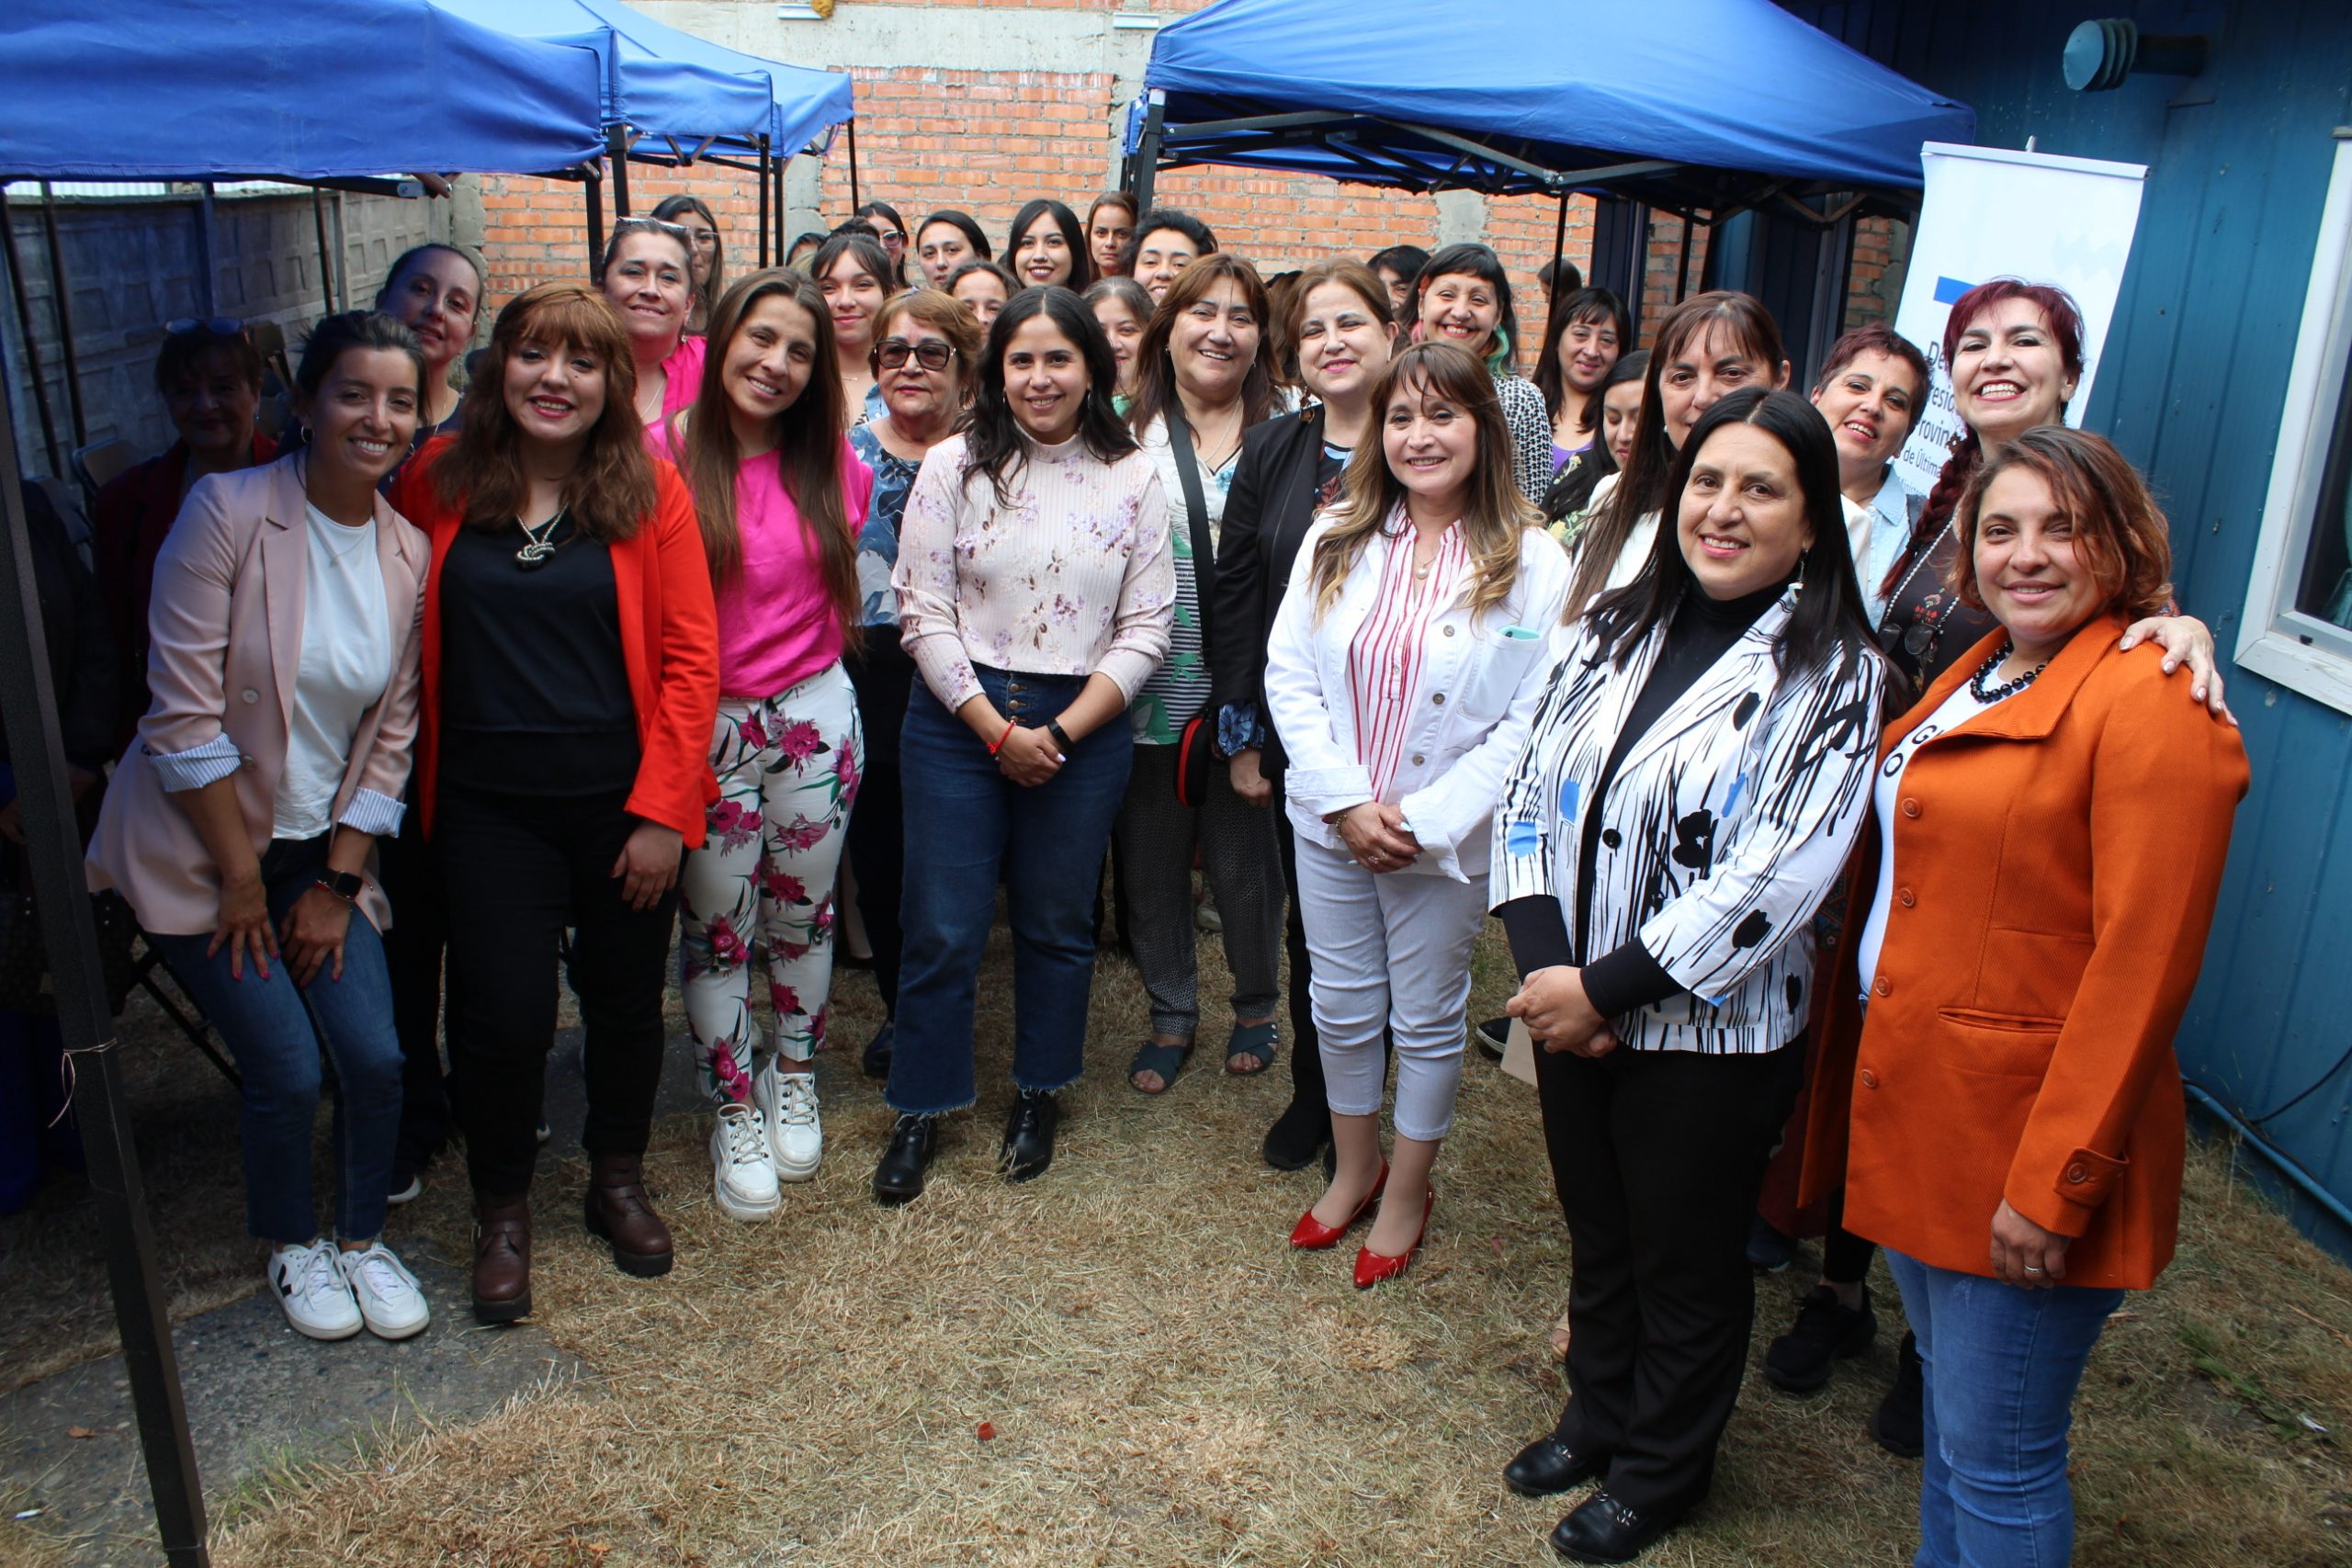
[[315, 871, 365, 903], [1046, 718, 1075, 752]]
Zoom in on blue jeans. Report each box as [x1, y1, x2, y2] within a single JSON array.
[[151, 835, 402, 1244], [1885, 1248, 2125, 1568], [887, 667, 1132, 1115]]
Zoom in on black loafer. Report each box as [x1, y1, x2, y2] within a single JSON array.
[[1000, 1089, 1060, 1182], [1550, 1489, 1674, 1563], [1869, 1329, 1925, 1458], [1261, 1097, 1329, 1171], [1504, 1437, 1608, 1498], [872, 1112, 937, 1205]]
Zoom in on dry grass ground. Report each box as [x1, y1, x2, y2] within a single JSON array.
[[6, 914, 2351, 1566]]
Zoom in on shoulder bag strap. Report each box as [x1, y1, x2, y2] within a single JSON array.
[[1164, 401, 1216, 648]]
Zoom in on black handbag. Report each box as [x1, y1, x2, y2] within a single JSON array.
[[1165, 403, 1220, 810]]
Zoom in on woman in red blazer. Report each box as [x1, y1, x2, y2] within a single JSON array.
[[1801, 427, 2246, 1567], [391, 282, 718, 1325]]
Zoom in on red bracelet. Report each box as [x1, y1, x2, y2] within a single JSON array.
[[988, 717, 1018, 756]]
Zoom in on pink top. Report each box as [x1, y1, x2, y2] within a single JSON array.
[[661, 334, 707, 423], [1346, 513, 1468, 804], [650, 423, 876, 698]]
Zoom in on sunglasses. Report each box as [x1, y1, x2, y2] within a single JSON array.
[[164, 316, 244, 337], [876, 339, 955, 371]]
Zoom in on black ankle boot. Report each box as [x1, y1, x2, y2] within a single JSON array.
[[1261, 1097, 1329, 1171], [1000, 1089, 1059, 1182], [872, 1112, 937, 1205]]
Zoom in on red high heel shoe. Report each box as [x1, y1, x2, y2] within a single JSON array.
[[1354, 1186, 1435, 1289], [1289, 1161, 1389, 1249]]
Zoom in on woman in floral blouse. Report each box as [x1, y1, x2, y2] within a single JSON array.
[[874, 286, 1173, 1205]]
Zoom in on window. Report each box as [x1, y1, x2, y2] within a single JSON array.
[[2237, 131, 2352, 709]]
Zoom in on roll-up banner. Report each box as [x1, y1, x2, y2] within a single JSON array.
[[1892, 142, 2149, 496]]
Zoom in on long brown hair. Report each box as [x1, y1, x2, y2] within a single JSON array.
[[435, 281, 654, 542], [681, 269, 859, 649], [1126, 252, 1277, 436], [1309, 341, 1537, 624], [1565, 290, 1785, 618]]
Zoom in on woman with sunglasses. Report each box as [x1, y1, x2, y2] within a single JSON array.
[[650, 196, 725, 335], [655, 269, 872, 1218], [855, 200, 914, 287], [391, 282, 718, 1322], [844, 289, 981, 1081], [874, 287, 1171, 1203], [597, 217, 704, 435]]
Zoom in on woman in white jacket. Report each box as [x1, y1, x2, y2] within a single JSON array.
[[1263, 340, 1569, 1288], [1487, 388, 1885, 1563]]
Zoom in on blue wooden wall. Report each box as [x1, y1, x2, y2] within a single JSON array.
[[1784, 1, 2352, 1248]]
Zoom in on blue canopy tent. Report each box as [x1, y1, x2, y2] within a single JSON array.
[[1, 0, 605, 181], [435, 0, 857, 265], [1125, 0, 1973, 369], [1127, 0, 1973, 209]]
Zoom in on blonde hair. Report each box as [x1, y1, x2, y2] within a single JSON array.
[[1309, 341, 1537, 625]]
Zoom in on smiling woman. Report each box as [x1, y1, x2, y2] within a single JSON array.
[[596, 218, 701, 436], [1411, 244, 1552, 502], [390, 281, 719, 1325], [1005, 197, 1091, 293], [876, 287, 1172, 1206], [810, 231, 901, 427]]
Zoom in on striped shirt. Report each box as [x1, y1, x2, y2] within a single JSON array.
[[1347, 513, 1468, 804]]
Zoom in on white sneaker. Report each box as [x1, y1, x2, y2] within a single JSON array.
[[710, 1100, 781, 1220], [268, 1240, 363, 1341], [335, 1241, 432, 1339], [756, 1063, 822, 1182]]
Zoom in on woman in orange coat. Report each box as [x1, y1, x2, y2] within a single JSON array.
[[391, 282, 718, 1324], [1802, 426, 2246, 1567]]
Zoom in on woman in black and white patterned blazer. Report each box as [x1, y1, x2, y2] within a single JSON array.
[[1484, 387, 1885, 1563]]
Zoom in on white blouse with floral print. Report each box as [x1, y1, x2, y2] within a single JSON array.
[[892, 429, 1176, 712]]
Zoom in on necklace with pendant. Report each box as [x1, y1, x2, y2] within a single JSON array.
[[515, 506, 569, 570]]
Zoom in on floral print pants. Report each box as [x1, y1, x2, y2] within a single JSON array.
[[680, 661, 864, 1104]]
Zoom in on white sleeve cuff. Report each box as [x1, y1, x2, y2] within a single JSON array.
[[148, 733, 242, 792], [337, 787, 406, 837]]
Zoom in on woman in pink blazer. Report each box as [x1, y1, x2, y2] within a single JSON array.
[[88, 313, 434, 1346]]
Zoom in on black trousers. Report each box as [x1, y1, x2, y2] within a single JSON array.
[[846, 635, 914, 1017], [1271, 778, 1321, 1103], [1821, 1201, 1878, 1286], [436, 783, 678, 1196], [377, 796, 451, 1173], [1536, 1036, 1806, 1514]]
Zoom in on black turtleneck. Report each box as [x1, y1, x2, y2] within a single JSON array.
[[1500, 576, 1792, 1020]]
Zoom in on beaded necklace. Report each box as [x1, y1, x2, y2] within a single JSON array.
[[1967, 638, 2048, 703]]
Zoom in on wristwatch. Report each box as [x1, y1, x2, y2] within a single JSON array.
[[314, 871, 365, 903]]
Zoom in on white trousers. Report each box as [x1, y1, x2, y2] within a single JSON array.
[[1293, 835, 1487, 1142]]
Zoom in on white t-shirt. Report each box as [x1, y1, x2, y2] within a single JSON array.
[[1856, 674, 2018, 994], [273, 504, 392, 840]]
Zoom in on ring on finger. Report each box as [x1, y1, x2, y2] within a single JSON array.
[[2022, 1265, 2044, 1274]]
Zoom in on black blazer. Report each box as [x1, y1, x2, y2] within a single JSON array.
[[1208, 404, 1330, 779]]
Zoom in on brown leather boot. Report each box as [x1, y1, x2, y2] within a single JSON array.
[[582, 1153, 673, 1277], [471, 1191, 532, 1325]]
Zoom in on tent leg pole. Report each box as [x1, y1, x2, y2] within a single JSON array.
[[583, 165, 605, 274], [311, 189, 335, 318], [36, 185, 85, 449], [0, 380, 211, 1566], [329, 195, 349, 311], [756, 136, 771, 268], [1677, 214, 1695, 304], [1549, 187, 1569, 294], [0, 195, 63, 476], [196, 184, 216, 316], [608, 126, 633, 220], [847, 119, 860, 214], [1129, 96, 1165, 218]]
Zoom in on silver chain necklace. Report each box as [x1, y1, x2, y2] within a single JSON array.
[[514, 506, 569, 570]]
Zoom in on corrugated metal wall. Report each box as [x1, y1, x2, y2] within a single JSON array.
[[1784, 0, 2352, 1247]]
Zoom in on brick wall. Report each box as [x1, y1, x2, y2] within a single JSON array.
[[1845, 215, 1907, 331], [473, 60, 1605, 377]]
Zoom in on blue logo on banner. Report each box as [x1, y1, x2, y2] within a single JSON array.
[[1934, 276, 1975, 305]]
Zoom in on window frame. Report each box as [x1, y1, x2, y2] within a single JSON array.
[[2236, 130, 2352, 713]]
